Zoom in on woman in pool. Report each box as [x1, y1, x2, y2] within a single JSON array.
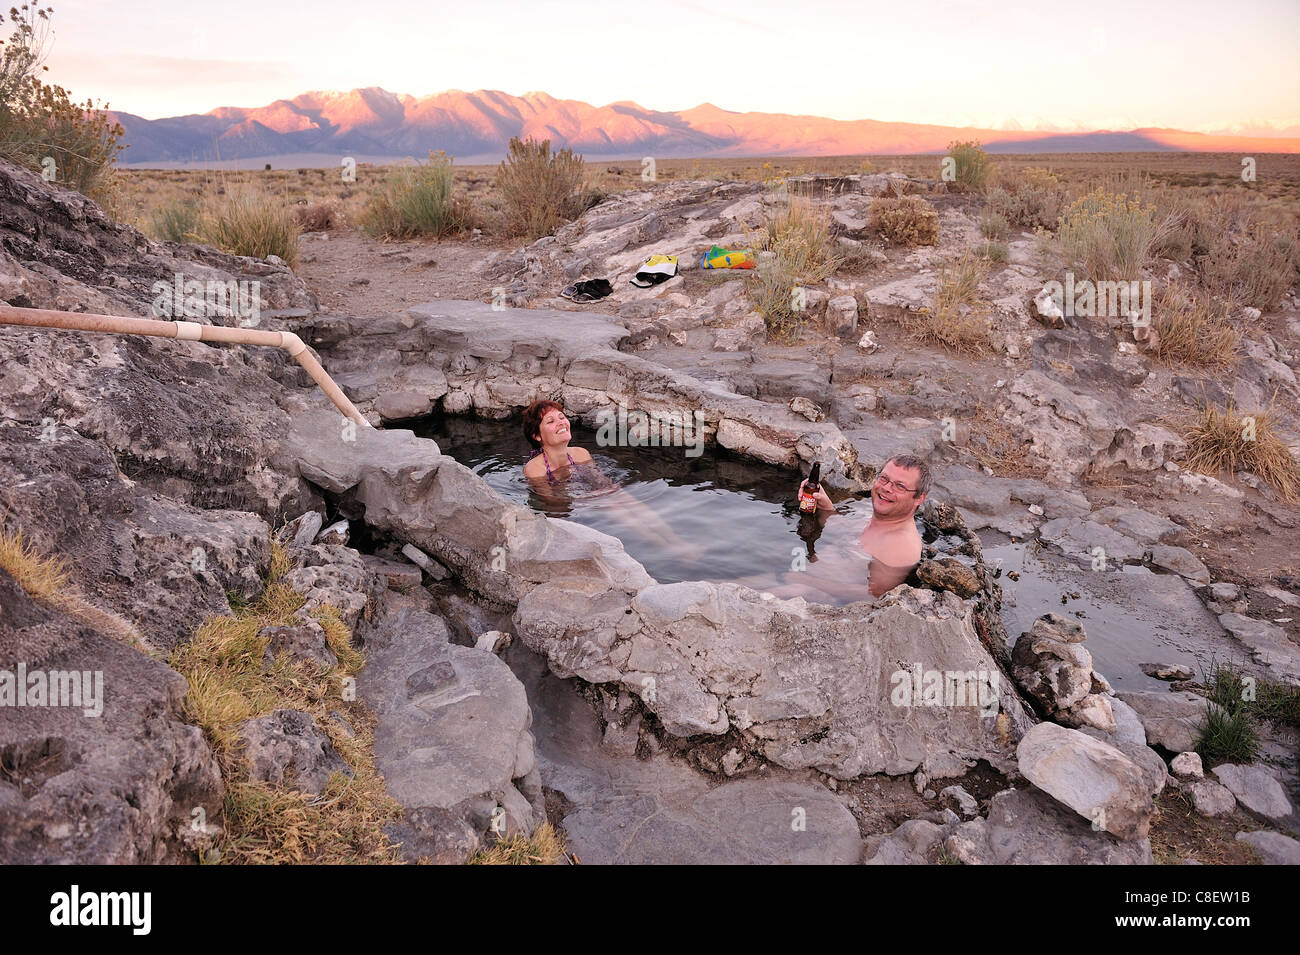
[[523, 400, 595, 483], [521, 399, 702, 559]]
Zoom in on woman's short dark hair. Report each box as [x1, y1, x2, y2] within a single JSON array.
[[522, 399, 564, 449]]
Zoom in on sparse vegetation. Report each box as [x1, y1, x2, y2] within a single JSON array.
[[870, 196, 939, 246], [979, 212, 1009, 239], [893, 249, 992, 353], [204, 190, 301, 266], [360, 151, 471, 240], [982, 240, 1009, 263], [0, 5, 123, 203], [149, 197, 202, 243], [946, 140, 991, 192], [1058, 186, 1165, 281], [1150, 283, 1240, 369], [467, 822, 568, 865], [0, 523, 141, 646], [168, 540, 401, 864], [496, 136, 588, 239], [1182, 401, 1300, 501], [748, 195, 839, 338], [986, 166, 1068, 231]]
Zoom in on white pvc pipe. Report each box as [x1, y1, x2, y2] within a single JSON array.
[[0, 305, 371, 427]]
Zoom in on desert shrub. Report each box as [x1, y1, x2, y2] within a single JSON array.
[[893, 249, 992, 353], [1200, 224, 1298, 311], [986, 167, 1067, 231], [945, 140, 991, 192], [1183, 401, 1300, 501], [871, 196, 939, 246], [496, 136, 586, 239], [293, 200, 337, 232], [982, 240, 1009, 263], [1058, 187, 1163, 282], [361, 151, 470, 239], [979, 212, 1009, 239], [204, 191, 300, 267], [836, 244, 876, 275], [1151, 284, 1239, 369], [0, 6, 123, 203], [748, 196, 839, 338], [150, 197, 202, 243]]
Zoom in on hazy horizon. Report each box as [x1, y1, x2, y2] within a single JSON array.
[[42, 0, 1300, 134]]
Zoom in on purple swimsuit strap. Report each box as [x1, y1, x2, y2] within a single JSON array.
[[533, 448, 576, 482]]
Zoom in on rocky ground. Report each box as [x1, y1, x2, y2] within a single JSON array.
[[2, 158, 1298, 864]]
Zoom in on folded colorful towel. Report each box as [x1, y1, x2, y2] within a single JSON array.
[[701, 246, 756, 270]]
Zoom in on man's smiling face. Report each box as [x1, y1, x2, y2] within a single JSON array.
[[871, 460, 925, 518]]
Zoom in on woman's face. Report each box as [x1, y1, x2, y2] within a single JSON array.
[[536, 407, 571, 446]]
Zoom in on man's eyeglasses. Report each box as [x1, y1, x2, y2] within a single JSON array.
[[875, 475, 919, 495]]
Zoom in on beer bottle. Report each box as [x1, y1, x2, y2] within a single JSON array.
[[799, 462, 821, 514]]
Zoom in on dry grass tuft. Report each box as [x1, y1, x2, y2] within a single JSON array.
[[0, 524, 143, 647], [1201, 223, 1299, 312], [893, 249, 992, 354], [966, 404, 1047, 478], [360, 151, 472, 239], [1182, 401, 1300, 501], [293, 200, 338, 232], [467, 822, 569, 865], [748, 195, 839, 338], [168, 542, 402, 864], [1151, 284, 1240, 369], [204, 190, 301, 267]]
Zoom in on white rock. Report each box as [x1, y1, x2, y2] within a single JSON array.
[[1170, 751, 1204, 779]]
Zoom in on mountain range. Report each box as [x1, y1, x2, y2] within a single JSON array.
[[109, 88, 1300, 165]]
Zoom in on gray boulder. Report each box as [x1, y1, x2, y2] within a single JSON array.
[[517, 579, 1032, 779], [1212, 764, 1295, 820], [1115, 690, 1217, 754], [0, 568, 224, 863], [1017, 722, 1156, 840], [1235, 830, 1300, 865], [356, 607, 540, 863], [1012, 613, 1095, 715], [238, 709, 352, 796], [942, 787, 1153, 864], [1187, 779, 1237, 817]]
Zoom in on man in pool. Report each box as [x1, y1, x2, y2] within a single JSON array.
[[798, 453, 931, 598]]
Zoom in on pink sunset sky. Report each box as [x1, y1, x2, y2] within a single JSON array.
[[39, 0, 1300, 134]]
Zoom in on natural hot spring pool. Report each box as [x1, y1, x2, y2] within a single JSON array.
[[418, 413, 892, 602]]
